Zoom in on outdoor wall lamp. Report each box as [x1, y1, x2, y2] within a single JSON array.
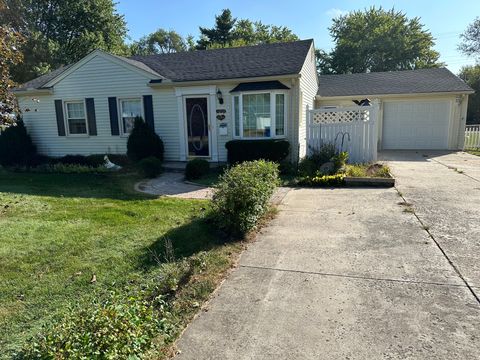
[[216, 89, 224, 104]]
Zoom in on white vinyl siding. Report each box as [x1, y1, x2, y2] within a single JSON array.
[[298, 44, 319, 159], [17, 54, 180, 160]]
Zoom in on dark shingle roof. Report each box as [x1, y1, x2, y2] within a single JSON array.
[[130, 39, 313, 82], [318, 68, 474, 97], [17, 40, 313, 90], [15, 64, 74, 90]]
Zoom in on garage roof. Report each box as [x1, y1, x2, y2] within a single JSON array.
[[317, 68, 474, 97]]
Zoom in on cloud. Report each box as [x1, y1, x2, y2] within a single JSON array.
[[326, 8, 348, 18]]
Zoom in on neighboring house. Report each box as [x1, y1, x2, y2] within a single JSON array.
[[317, 69, 474, 150], [14, 40, 317, 162], [14, 40, 474, 163]]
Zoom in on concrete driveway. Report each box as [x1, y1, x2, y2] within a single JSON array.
[[175, 152, 480, 359]]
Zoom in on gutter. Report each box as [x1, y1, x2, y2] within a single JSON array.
[[148, 74, 301, 87]]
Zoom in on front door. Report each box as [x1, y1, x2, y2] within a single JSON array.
[[185, 97, 210, 157]]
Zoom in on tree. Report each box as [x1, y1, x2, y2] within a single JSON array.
[[196, 9, 237, 49], [459, 17, 480, 59], [196, 9, 299, 50], [0, 24, 24, 125], [459, 65, 480, 124], [318, 7, 441, 74], [0, 0, 128, 83], [130, 29, 187, 55]]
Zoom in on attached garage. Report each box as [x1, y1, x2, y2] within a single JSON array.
[[382, 100, 450, 150], [316, 68, 474, 150]]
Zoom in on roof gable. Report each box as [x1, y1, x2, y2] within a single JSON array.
[[15, 50, 163, 91], [318, 68, 474, 97]]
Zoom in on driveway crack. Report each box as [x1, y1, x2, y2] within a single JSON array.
[[239, 264, 468, 289], [429, 158, 480, 183], [394, 187, 480, 305]]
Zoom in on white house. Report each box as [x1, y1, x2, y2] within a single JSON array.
[[14, 40, 317, 162], [14, 39, 473, 163]]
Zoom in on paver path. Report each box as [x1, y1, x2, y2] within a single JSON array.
[[173, 163, 480, 359], [135, 172, 291, 203], [135, 172, 214, 199]]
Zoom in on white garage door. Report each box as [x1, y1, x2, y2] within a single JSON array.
[[382, 100, 450, 149]]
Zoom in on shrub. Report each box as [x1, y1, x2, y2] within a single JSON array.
[[0, 120, 37, 166], [298, 158, 317, 177], [127, 117, 164, 162], [138, 156, 163, 178], [298, 173, 346, 187], [332, 151, 349, 171], [20, 291, 174, 359], [57, 154, 91, 166], [225, 139, 290, 164], [212, 160, 279, 236], [185, 159, 210, 180], [308, 143, 336, 167]]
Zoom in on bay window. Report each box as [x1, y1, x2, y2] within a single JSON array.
[[119, 98, 142, 134], [232, 92, 287, 139]]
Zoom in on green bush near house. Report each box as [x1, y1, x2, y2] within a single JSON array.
[[0, 119, 37, 166], [127, 117, 164, 162], [185, 159, 210, 180], [212, 160, 279, 236], [225, 139, 290, 164], [138, 156, 163, 178]]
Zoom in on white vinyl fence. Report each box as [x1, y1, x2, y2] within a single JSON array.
[[306, 101, 379, 163], [464, 125, 480, 149]]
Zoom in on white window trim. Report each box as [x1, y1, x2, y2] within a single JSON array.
[[232, 90, 288, 140], [117, 97, 144, 137], [63, 100, 88, 137]]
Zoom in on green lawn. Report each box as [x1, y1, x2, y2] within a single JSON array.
[[0, 168, 241, 358]]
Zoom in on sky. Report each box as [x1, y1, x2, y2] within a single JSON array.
[[116, 0, 480, 74]]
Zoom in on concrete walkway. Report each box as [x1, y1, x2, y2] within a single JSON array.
[[174, 161, 480, 359]]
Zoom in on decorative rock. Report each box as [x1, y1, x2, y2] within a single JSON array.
[[319, 161, 335, 175]]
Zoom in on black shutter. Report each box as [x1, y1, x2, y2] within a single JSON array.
[[143, 95, 155, 131], [108, 97, 119, 135], [54, 100, 66, 136], [85, 98, 97, 136]]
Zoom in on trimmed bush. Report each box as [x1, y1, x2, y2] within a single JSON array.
[[185, 159, 210, 180], [127, 117, 164, 162], [212, 160, 279, 236], [138, 156, 163, 178], [225, 139, 290, 164], [0, 120, 37, 166]]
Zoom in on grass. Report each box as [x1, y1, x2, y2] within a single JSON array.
[[0, 168, 242, 358]]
